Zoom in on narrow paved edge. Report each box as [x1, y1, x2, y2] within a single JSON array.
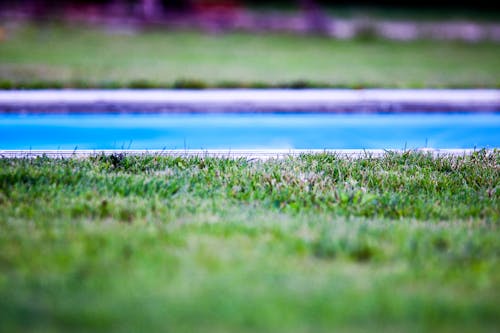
[[0, 89, 499, 113], [0, 149, 493, 160]]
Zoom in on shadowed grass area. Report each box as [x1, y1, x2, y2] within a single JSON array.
[[0, 24, 499, 88], [0, 151, 499, 332]]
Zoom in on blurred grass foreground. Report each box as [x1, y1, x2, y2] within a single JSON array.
[[1, 152, 499, 332], [0, 0, 499, 88]]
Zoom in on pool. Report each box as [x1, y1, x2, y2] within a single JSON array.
[[1, 112, 499, 150]]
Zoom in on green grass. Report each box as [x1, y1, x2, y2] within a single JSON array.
[[1, 24, 500, 88], [1, 151, 499, 332]]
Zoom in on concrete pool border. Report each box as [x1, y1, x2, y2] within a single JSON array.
[[0, 89, 499, 113], [0, 149, 493, 160]]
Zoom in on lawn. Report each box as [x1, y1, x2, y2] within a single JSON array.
[[0, 151, 499, 332], [1, 24, 499, 88]]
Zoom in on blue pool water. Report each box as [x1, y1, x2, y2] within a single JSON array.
[[1, 113, 499, 150]]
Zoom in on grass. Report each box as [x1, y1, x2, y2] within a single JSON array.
[[1, 24, 500, 88], [0, 151, 499, 332]]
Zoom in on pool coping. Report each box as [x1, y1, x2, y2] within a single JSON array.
[[0, 89, 499, 113], [0, 149, 493, 160]]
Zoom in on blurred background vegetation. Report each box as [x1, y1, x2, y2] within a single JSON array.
[[0, 0, 499, 88], [1, 0, 499, 22]]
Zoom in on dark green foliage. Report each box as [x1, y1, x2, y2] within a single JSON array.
[[172, 78, 208, 89]]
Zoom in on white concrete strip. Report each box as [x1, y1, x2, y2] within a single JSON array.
[[0, 149, 488, 160], [0, 89, 499, 105]]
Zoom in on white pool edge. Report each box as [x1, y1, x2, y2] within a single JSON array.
[[0, 149, 494, 160], [0, 89, 499, 113]]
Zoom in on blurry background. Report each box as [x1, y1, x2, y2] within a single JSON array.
[[1, 0, 499, 29], [0, 0, 499, 88]]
